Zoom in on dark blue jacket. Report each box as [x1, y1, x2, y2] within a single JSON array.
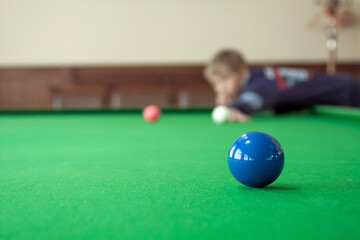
[[229, 67, 360, 114]]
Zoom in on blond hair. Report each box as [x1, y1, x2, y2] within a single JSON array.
[[204, 49, 246, 82]]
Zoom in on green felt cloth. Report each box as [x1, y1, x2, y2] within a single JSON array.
[[1, 111, 360, 239], [312, 105, 360, 119]]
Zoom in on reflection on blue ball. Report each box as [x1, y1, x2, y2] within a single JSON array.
[[228, 131, 285, 188]]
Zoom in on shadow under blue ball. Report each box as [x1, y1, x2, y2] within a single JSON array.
[[228, 131, 285, 188]]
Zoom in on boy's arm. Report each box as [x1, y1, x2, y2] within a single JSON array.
[[228, 92, 262, 116], [215, 93, 233, 106]]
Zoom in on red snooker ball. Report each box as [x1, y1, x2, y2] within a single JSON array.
[[143, 105, 161, 122]]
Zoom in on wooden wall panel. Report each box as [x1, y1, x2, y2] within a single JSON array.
[[0, 68, 73, 109], [0, 63, 359, 110]]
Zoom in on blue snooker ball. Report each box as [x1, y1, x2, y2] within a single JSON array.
[[228, 131, 284, 188]]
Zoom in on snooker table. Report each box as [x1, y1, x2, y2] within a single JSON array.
[[1, 107, 360, 240]]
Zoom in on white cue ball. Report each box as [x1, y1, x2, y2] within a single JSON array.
[[212, 106, 229, 124]]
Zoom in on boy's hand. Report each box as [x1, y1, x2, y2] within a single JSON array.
[[228, 108, 251, 122], [215, 93, 233, 105]]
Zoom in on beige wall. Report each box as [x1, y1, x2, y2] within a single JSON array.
[[0, 0, 359, 66]]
